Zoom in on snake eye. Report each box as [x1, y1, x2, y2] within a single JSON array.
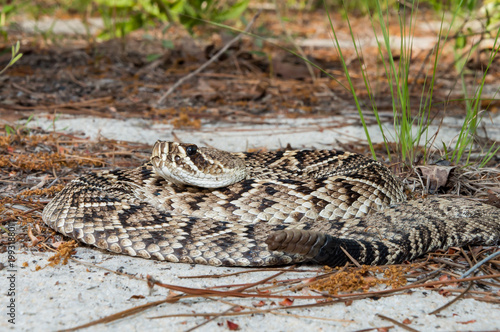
[[174, 155, 181, 163], [186, 145, 197, 156]]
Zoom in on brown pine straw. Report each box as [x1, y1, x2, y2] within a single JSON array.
[[428, 282, 474, 315], [376, 314, 419, 332], [34, 240, 497, 332], [56, 253, 500, 332]]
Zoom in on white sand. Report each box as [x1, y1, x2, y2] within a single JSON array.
[[4, 249, 499, 332]]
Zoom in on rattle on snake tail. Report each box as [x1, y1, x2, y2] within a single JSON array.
[[42, 141, 500, 267]]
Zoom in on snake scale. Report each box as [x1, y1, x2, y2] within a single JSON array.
[[42, 141, 500, 267]]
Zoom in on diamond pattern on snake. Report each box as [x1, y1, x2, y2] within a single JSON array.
[[42, 141, 500, 267]]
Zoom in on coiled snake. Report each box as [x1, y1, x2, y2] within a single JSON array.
[[42, 141, 500, 267]]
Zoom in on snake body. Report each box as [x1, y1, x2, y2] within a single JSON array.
[[42, 141, 500, 267]]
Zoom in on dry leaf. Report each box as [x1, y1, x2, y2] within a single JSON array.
[[252, 300, 266, 307], [417, 165, 454, 193], [377, 327, 394, 332], [439, 275, 449, 282], [279, 298, 294, 306], [227, 320, 240, 330]]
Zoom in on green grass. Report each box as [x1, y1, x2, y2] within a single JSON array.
[[209, 0, 499, 168], [0, 41, 22, 76], [2, 1, 498, 168], [324, 0, 499, 168]]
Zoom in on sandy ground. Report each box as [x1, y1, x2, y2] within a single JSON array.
[[28, 112, 500, 151], [3, 249, 499, 332], [2, 113, 499, 331]]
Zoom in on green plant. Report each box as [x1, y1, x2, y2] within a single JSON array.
[[0, 41, 23, 76], [323, 0, 498, 167], [5, 114, 34, 136], [449, 28, 500, 166], [175, 0, 249, 32], [0, 2, 19, 39], [94, 0, 249, 40]]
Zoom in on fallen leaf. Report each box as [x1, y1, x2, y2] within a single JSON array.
[[227, 320, 240, 330], [279, 298, 294, 306], [377, 326, 394, 332], [252, 300, 266, 307], [458, 320, 476, 324], [50, 241, 65, 248], [417, 165, 454, 193], [439, 275, 449, 282], [27, 226, 40, 246]]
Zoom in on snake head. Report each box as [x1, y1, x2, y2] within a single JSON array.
[[151, 140, 247, 188]]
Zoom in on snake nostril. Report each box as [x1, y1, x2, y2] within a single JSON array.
[[174, 155, 181, 163]]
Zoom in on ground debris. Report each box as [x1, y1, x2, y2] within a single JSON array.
[[310, 265, 409, 294]]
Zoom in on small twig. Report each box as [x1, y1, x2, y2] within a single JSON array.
[[352, 326, 394, 332], [59, 297, 179, 332], [407, 266, 445, 286], [233, 269, 287, 292], [156, 11, 261, 106], [461, 250, 500, 279], [430, 257, 466, 269], [340, 246, 362, 268], [185, 306, 236, 332], [428, 282, 474, 315], [460, 247, 475, 270], [179, 266, 317, 279], [214, 298, 352, 323], [376, 314, 419, 332]]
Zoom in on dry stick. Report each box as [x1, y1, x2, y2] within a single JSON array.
[[151, 273, 500, 300], [179, 267, 318, 279], [233, 268, 288, 292], [58, 297, 181, 332], [460, 247, 475, 270], [376, 314, 419, 332], [428, 281, 474, 316], [461, 250, 500, 278], [340, 246, 362, 267], [430, 257, 466, 269], [150, 295, 360, 321], [72, 273, 500, 330], [352, 326, 394, 332], [155, 11, 261, 106], [56, 256, 500, 330], [151, 281, 491, 323], [407, 266, 445, 286], [214, 298, 353, 323], [185, 306, 236, 332], [0, 207, 42, 224]]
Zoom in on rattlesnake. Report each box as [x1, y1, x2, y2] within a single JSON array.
[[42, 141, 500, 267]]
